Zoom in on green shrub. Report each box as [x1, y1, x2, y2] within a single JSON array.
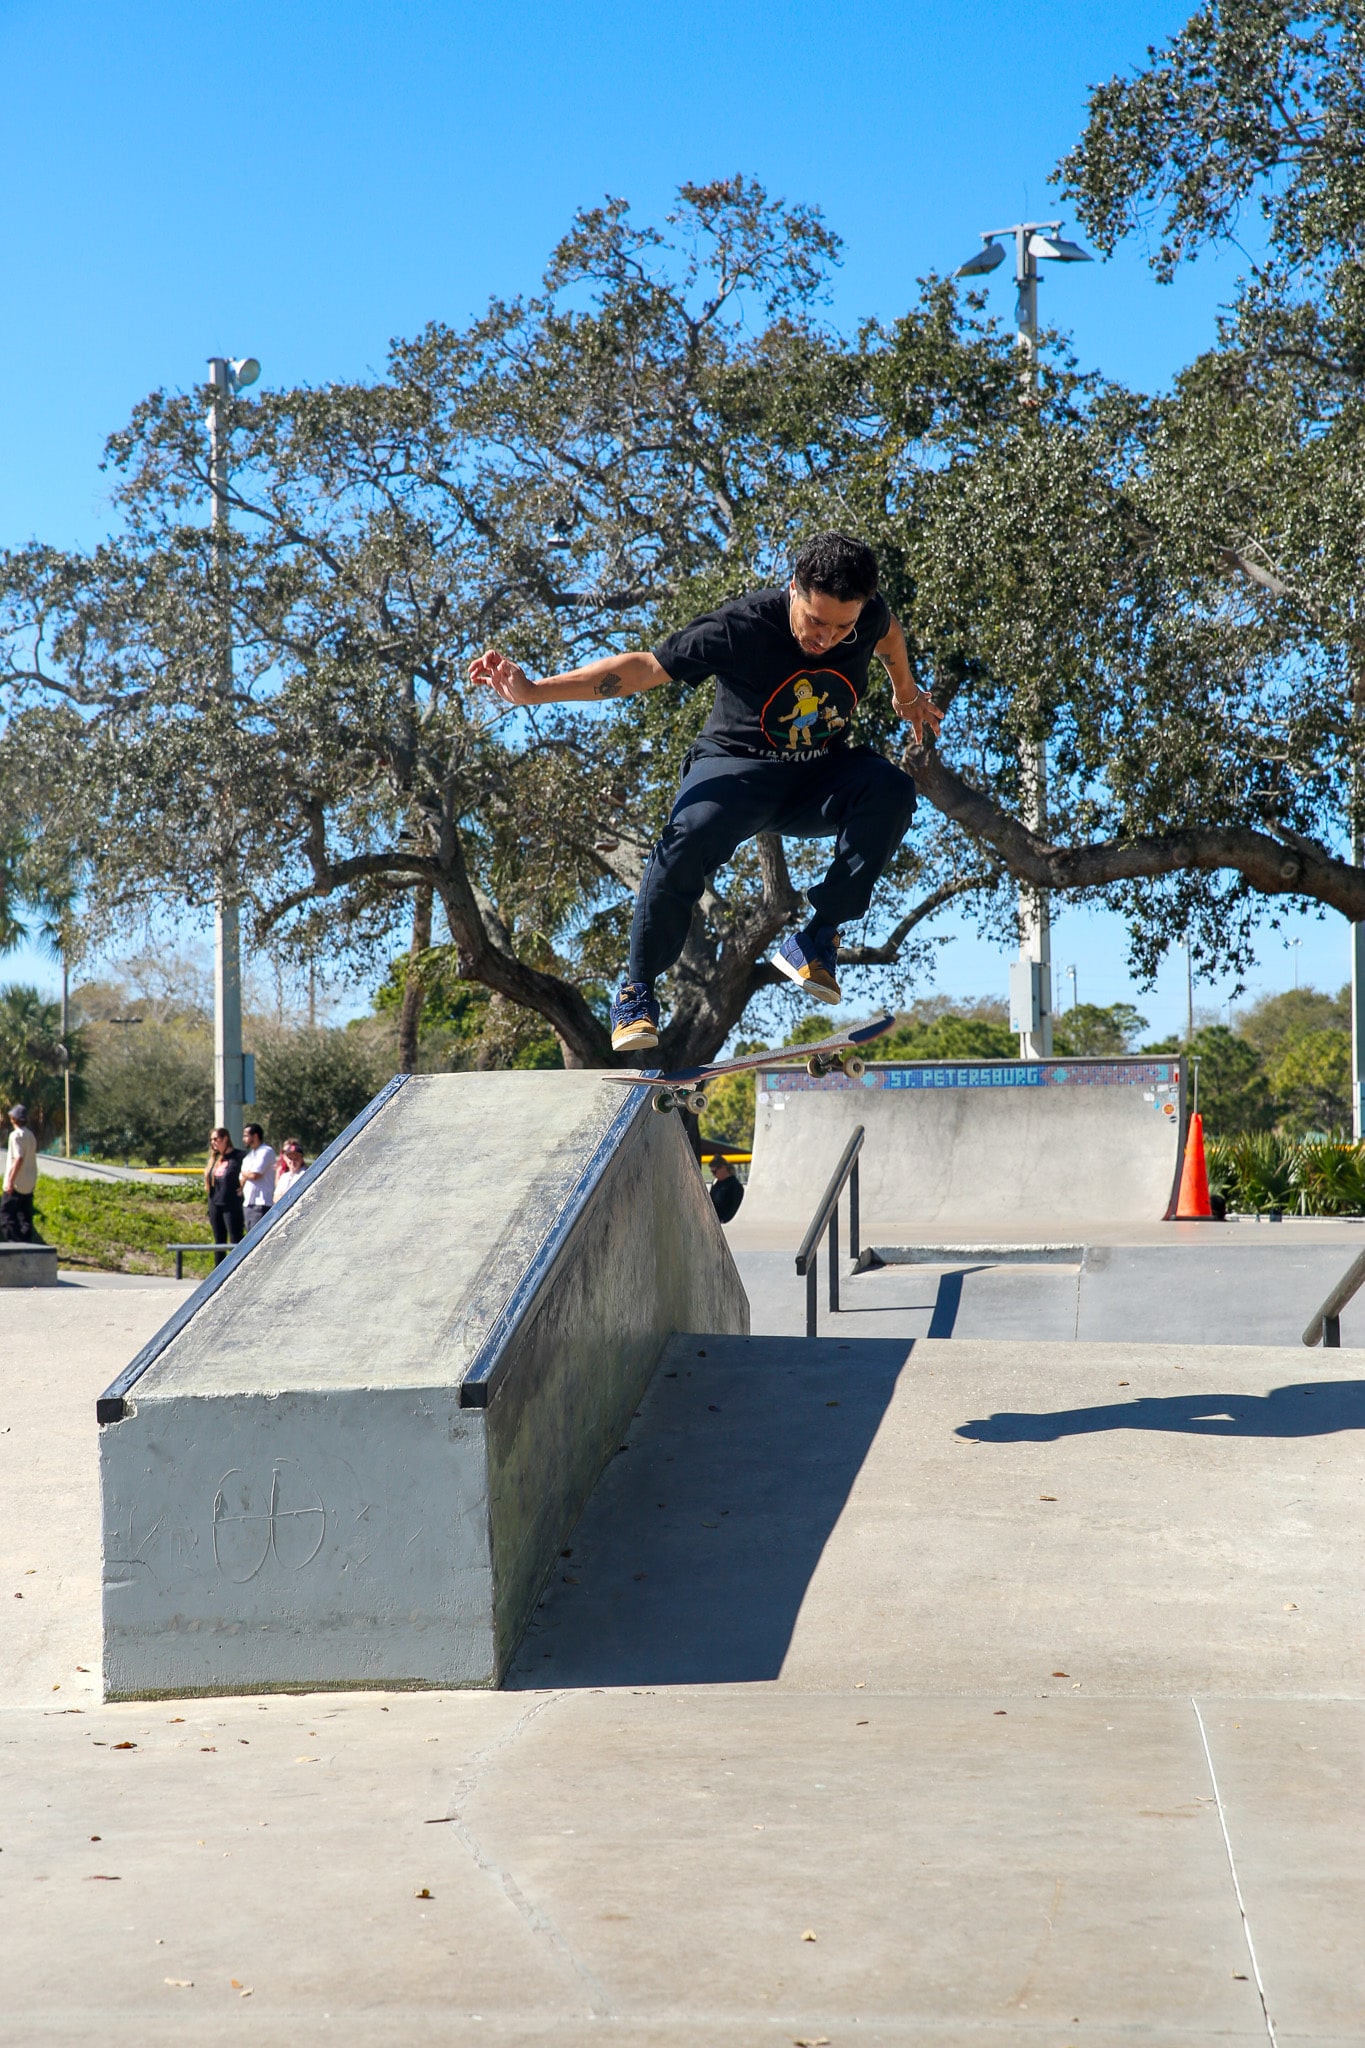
[[1296, 1140, 1365, 1215], [1225, 1132, 1300, 1210], [79, 1024, 213, 1164], [1205, 1130, 1365, 1215]]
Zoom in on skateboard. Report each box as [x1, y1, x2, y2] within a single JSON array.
[[599, 1012, 895, 1116]]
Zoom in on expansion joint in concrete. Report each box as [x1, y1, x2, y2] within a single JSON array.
[[433, 1691, 618, 2016], [1192, 1696, 1278, 2046]]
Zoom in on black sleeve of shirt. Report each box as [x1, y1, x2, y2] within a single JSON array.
[[867, 592, 893, 642], [653, 607, 736, 686]]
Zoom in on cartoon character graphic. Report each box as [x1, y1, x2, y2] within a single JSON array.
[[760, 668, 858, 752], [779, 676, 844, 750]]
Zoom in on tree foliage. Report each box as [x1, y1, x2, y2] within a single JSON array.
[[0, 984, 76, 1143], [7, 118, 1365, 1055]]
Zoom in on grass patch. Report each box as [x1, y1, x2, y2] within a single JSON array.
[[34, 1176, 217, 1276]]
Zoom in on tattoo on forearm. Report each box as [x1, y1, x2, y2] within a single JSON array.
[[594, 671, 624, 698]]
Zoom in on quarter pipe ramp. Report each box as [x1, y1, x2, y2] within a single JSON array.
[[735, 1057, 1186, 1249]]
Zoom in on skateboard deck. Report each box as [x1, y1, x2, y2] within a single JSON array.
[[600, 1012, 895, 1115]]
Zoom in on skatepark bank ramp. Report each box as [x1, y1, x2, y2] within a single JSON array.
[[97, 1072, 747, 1698], [736, 1056, 1186, 1248]]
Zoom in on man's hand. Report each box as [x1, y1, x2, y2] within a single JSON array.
[[896, 686, 944, 748], [468, 648, 538, 707]]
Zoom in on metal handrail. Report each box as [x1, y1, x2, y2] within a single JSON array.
[[1302, 1243, 1365, 1347], [794, 1125, 864, 1338]]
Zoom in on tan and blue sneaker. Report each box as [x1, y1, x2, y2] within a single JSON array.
[[772, 923, 842, 1004], [610, 980, 661, 1052]]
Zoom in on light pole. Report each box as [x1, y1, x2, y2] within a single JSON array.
[[956, 222, 1092, 1059], [1067, 964, 1078, 1013], [206, 355, 260, 1143], [1286, 935, 1302, 990], [60, 950, 70, 1158]]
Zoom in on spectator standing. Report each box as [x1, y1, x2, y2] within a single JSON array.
[[274, 1138, 308, 1198], [205, 1126, 244, 1261], [1, 1105, 41, 1242], [708, 1154, 744, 1226], [240, 1123, 277, 1228]]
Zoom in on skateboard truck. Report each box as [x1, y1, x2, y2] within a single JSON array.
[[805, 1050, 866, 1080], [651, 1084, 711, 1116]]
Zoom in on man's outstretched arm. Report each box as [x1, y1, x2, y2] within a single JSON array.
[[875, 616, 943, 748], [468, 647, 671, 707]]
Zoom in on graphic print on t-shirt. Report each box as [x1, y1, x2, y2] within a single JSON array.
[[760, 669, 859, 753]]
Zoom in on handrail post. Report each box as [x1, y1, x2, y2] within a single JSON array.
[[1302, 1240, 1365, 1345], [794, 1123, 865, 1344], [849, 1158, 860, 1261], [829, 1201, 840, 1313]]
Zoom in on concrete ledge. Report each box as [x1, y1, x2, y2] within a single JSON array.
[[99, 1073, 748, 1697], [0, 1243, 58, 1286]]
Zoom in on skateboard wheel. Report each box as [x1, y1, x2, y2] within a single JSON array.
[[652, 1090, 676, 1114], [842, 1054, 866, 1079], [806, 1055, 827, 1078], [689, 1090, 709, 1118]]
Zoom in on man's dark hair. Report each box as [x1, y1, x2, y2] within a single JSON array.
[[791, 532, 878, 604], [244, 1123, 263, 1144]]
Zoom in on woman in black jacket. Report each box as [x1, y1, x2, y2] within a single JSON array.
[[205, 1126, 245, 1261]]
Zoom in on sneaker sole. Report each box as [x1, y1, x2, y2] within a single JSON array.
[[611, 1023, 660, 1051], [771, 950, 841, 1004]]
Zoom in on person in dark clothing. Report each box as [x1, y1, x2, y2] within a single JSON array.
[[469, 531, 943, 1052], [708, 1155, 744, 1226], [204, 1125, 245, 1263]]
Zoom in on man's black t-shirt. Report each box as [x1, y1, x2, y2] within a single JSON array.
[[653, 586, 892, 763], [709, 1172, 744, 1224]]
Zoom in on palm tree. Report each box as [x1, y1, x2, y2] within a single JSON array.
[[0, 985, 77, 1144]]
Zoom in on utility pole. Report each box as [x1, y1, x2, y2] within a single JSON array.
[[956, 222, 1092, 1060], [206, 355, 260, 1142], [60, 949, 71, 1158], [1185, 935, 1195, 1045]]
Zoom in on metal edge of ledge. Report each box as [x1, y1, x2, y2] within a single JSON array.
[[95, 1074, 411, 1426], [856, 1243, 1085, 1268], [459, 1084, 652, 1410]]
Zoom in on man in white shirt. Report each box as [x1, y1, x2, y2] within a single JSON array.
[[240, 1124, 277, 1228], [1, 1104, 40, 1242]]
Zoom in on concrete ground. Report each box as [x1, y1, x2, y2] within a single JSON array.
[[4, 1279, 1364, 2043]]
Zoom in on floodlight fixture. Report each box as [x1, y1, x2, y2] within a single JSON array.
[[230, 356, 261, 389], [1027, 233, 1092, 264], [955, 239, 1005, 279]]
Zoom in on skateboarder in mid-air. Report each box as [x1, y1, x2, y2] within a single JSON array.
[[468, 531, 943, 1053]]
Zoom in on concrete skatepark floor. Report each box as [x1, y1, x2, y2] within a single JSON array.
[[5, 1273, 1365, 2043]]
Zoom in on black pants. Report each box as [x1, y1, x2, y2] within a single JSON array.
[[0, 1190, 37, 1242], [628, 744, 917, 986], [209, 1196, 244, 1265]]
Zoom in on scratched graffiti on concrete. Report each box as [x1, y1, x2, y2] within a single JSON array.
[[211, 1461, 327, 1581]]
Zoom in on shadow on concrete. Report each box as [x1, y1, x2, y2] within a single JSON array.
[[506, 1334, 910, 1688], [957, 1380, 1365, 1443], [926, 1266, 993, 1338]]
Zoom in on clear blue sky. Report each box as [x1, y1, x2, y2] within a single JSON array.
[[0, 0, 1341, 1028]]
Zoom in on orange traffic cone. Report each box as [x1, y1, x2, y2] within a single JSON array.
[[1174, 1111, 1213, 1219]]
